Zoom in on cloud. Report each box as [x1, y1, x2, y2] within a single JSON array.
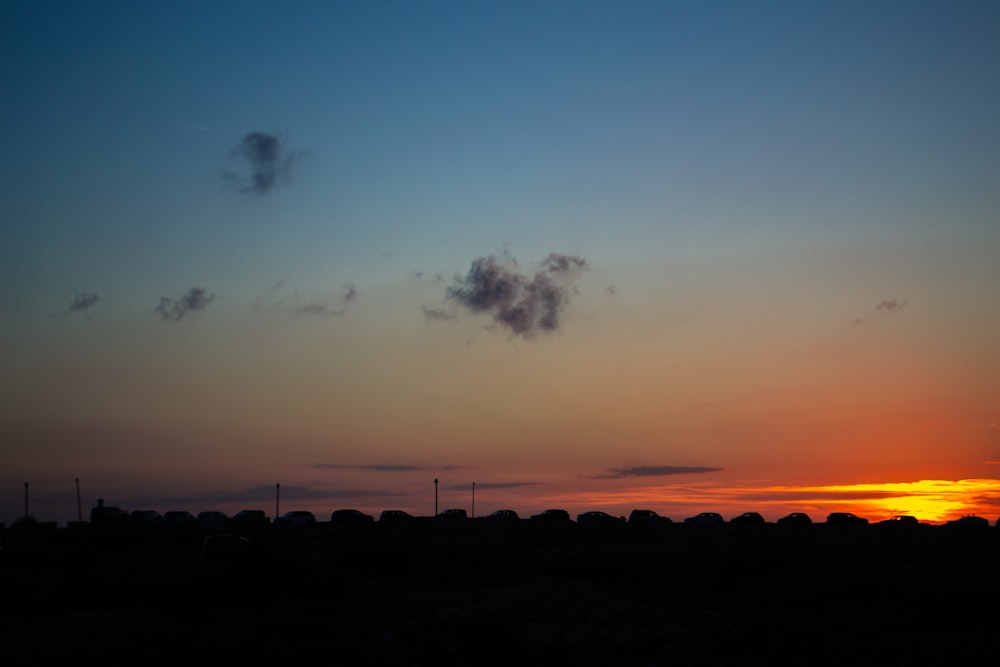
[[852, 298, 908, 325], [155, 287, 215, 322], [315, 464, 423, 472], [447, 251, 588, 338], [444, 481, 540, 491], [422, 306, 457, 321], [225, 131, 300, 196], [295, 284, 358, 317], [297, 302, 344, 317], [132, 484, 404, 507], [585, 465, 724, 480], [66, 290, 99, 314]]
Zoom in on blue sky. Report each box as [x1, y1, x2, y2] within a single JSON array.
[[2, 1, 999, 524]]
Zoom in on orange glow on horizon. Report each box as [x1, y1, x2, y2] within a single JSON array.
[[543, 479, 1000, 524]]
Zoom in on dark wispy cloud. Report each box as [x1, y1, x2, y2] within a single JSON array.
[[225, 131, 301, 196], [585, 465, 723, 480], [297, 302, 344, 317], [155, 287, 215, 322], [132, 484, 404, 507], [447, 251, 588, 338], [444, 481, 539, 491], [422, 306, 458, 321], [66, 290, 99, 314], [852, 298, 908, 325], [296, 283, 359, 317], [316, 464, 423, 472]]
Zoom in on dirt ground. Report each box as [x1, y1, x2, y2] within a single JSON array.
[[2, 521, 997, 664]]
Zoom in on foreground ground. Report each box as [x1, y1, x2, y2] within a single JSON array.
[[2, 521, 998, 664]]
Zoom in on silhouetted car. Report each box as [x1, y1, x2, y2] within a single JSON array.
[[379, 510, 414, 522], [90, 500, 128, 525], [330, 509, 375, 523], [826, 512, 868, 525], [436, 508, 468, 520], [945, 514, 990, 528], [486, 509, 520, 520], [876, 515, 919, 527], [628, 509, 672, 525], [776, 512, 813, 526], [530, 509, 571, 522], [164, 510, 197, 523], [730, 512, 766, 525], [202, 534, 252, 560], [275, 510, 316, 526], [684, 512, 725, 525], [231, 509, 269, 525], [129, 510, 165, 524], [577, 511, 624, 524], [197, 511, 230, 525]]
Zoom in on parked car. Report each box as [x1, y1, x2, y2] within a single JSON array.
[[577, 511, 624, 525], [945, 514, 990, 528], [436, 508, 468, 520], [379, 510, 414, 522], [275, 510, 317, 526], [628, 509, 672, 525], [486, 509, 520, 521], [875, 515, 919, 527], [129, 510, 165, 524], [197, 511, 230, 525], [330, 509, 375, 523], [231, 509, 269, 525], [826, 512, 869, 525], [684, 512, 725, 525], [776, 512, 813, 526], [730, 512, 766, 525], [530, 509, 571, 522], [90, 499, 128, 525], [164, 510, 197, 523]]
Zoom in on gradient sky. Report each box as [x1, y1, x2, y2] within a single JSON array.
[[3, 0, 999, 526]]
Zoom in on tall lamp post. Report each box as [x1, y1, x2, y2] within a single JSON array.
[[434, 478, 439, 516]]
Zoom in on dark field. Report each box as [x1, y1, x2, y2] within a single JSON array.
[[2, 520, 998, 664]]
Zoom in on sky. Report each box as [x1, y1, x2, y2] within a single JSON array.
[[2, 0, 999, 526]]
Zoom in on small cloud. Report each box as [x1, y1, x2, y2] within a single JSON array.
[[585, 465, 724, 480], [224, 131, 302, 196], [985, 460, 1000, 465], [66, 290, 99, 314], [297, 302, 344, 317], [155, 287, 215, 322], [852, 298, 908, 325], [447, 251, 589, 339], [422, 306, 457, 321], [444, 481, 539, 491], [343, 282, 358, 303], [315, 464, 423, 472], [604, 285, 618, 296]]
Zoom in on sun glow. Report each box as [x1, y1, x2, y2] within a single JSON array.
[[546, 479, 1000, 524]]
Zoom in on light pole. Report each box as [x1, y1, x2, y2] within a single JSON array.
[[434, 478, 439, 516], [472, 481, 475, 518], [23, 482, 29, 519], [275, 483, 280, 520], [75, 478, 82, 523]]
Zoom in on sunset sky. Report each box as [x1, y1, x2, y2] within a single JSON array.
[[3, 1, 999, 526]]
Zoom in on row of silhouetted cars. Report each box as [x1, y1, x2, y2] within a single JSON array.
[[90, 501, 1000, 530]]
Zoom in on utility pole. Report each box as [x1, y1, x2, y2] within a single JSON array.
[[434, 478, 439, 516]]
